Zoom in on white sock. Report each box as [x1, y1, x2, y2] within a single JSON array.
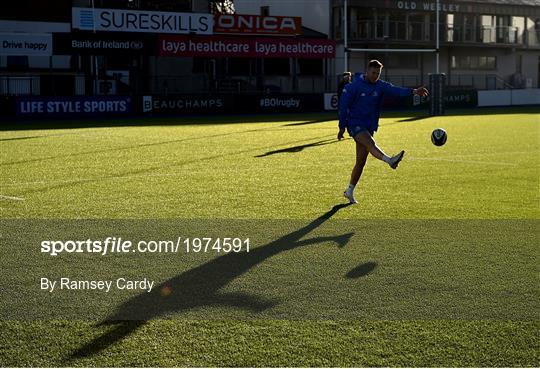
[[346, 184, 355, 193], [382, 155, 392, 164]]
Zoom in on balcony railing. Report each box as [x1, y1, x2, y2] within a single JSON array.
[[0, 74, 336, 96], [343, 22, 539, 47], [0, 75, 86, 96]]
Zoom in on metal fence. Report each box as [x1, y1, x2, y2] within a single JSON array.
[[147, 75, 334, 94], [0, 75, 85, 96], [0, 73, 520, 97], [447, 74, 515, 90]]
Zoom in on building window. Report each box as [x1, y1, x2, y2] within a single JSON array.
[[408, 14, 424, 41], [211, 1, 235, 14], [368, 53, 418, 69], [6, 56, 29, 71], [0, 0, 71, 22], [228, 58, 251, 76], [264, 58, 289, 75], [451, 56, 496, 70], [334, 7, 342, 38], [298, 59, 323, 76]]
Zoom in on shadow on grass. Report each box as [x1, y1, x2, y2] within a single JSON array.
[[345, 261, 377, 278], [255, 138, 341, 157], [2, 106, 538, 132], [11, 134, 334, 196], [0, 132, 74, 142], [1, 119, 334, 168], [397, 115, 430, 122], [0, 135, 49, 142], [282, 118, 335, 127], [0, 113, 337, 131], [68, 204, 354, 361]]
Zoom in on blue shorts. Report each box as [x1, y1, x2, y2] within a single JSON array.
[[347, 125, 375, 138]]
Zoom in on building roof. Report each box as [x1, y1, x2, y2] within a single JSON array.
[[301, 26, 328, 39], [463, 0, 540, 6]]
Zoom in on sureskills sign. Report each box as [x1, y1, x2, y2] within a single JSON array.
[[72, 7, 212, 35]]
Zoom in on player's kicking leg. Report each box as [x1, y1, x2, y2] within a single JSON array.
[[354, 131, 404, 169], [344, 142, 368, 204]]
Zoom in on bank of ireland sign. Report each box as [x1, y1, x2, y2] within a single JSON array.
[[72, 7, 213, 35]]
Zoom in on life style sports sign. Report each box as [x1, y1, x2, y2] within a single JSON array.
[[0, 33, 52, 56], [159, 35, 335, 59], [16, 96, 132, 117], [72, 7, 212, 35]]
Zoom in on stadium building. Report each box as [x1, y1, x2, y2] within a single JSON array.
[[237, 0, 540, 90], [335, 0, 540, 89], [0, 0, 335, 98], [0, 0, 539, 116]]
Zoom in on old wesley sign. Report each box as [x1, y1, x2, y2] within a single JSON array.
[[397, 1, 461, 12]]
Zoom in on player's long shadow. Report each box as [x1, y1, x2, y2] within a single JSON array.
[[69, 203, 354, 360], [0, 135, 47, 142], [0, 132, 73, 142], [282, 118, 334, 127], [397, 115, 430, 122], [255, 138, 340, 157]]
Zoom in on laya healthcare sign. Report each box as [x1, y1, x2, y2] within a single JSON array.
[[16, 96, 132, 117], [160, 35, 335, 58], [72, 7, 213, 35], [0, 33, 52, 56]]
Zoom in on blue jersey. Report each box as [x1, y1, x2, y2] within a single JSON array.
[[339, 73, 412, 132]]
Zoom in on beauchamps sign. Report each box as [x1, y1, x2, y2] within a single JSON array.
[[214, 14, 302, 36]]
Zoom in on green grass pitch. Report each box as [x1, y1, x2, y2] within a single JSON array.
[[0, 107, 539, 366]]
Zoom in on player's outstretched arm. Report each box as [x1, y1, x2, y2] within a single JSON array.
[[380, 81, 414, 97], [413, 86, 429, 96]]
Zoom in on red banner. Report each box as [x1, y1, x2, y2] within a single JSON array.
[[214, 14, 302, 36], [159, 35, 335, 59]]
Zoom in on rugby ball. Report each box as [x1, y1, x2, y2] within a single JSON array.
[[431, 128, 447, 146]]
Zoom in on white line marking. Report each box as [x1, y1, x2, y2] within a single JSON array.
[[0, 194, 25, 201]]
